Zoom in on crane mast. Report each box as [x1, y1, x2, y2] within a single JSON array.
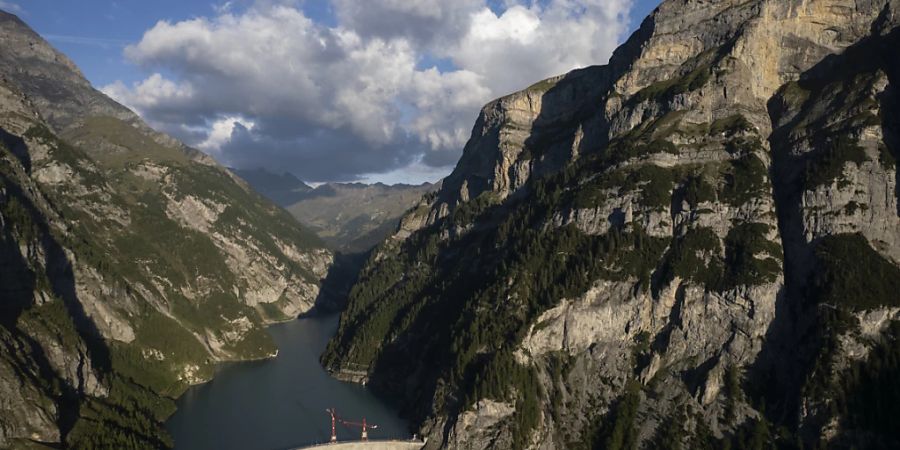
[[325, 408, 338, 443], [324, 408, 379, 443]]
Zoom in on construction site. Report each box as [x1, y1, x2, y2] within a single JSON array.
[[292, 408, 426, 450]]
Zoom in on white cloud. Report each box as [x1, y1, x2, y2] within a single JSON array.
[[104, 0, 635, 182], [445, 1, 632, 95], [198, 116, 255, 153], [102, 73, 194, 110]]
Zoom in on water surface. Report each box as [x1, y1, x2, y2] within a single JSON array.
[[166, 314, 409, 450]]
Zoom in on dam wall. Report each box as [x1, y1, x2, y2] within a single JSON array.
[[294, 440, 425, 450]]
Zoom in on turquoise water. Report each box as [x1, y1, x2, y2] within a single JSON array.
[[166, 314, 410, 450]]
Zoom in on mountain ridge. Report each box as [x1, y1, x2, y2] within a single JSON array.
[[230, 167, 314, 206], [285, 181, 439, 253], [233, 166, 439, 253], [0, 11, 331, 448]]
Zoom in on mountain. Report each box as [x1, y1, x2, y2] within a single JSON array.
[[285, 182, 439, 253], [322, 1, 900, 449], [233, 166, 438, 253], [230, 167, 314, 207], [0, 11, 330, 448]]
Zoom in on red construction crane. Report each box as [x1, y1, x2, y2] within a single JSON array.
[[325, 408, 379, 442], [339, 417, 378, 441], [325, 408, 338, 443]]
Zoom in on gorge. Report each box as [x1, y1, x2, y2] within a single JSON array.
[[2, 0, 900, 449]]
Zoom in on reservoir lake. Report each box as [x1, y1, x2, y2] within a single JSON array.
[[166, 314, 410, 450]]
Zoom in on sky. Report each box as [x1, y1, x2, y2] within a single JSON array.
[[7, 0, 661, 184]]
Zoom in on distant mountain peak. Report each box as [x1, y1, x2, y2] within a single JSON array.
[[234, 166, 439, 253]]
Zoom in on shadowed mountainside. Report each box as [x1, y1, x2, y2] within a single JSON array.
[[324, 1, 900, 449]]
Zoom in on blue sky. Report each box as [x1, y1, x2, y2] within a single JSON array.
[[17, 1, 338, 86], [8, 0, 663, 183]]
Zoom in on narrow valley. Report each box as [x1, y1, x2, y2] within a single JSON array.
[[1, 1, 899, 449]]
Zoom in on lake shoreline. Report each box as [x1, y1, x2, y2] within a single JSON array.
[[165, 312, 411, 449]]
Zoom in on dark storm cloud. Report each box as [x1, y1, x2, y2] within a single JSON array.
[[219, 123, 422, 182], [331, 0, 481, 47]]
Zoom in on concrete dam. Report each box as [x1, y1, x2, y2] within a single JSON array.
[[293, 440, 425, 450]]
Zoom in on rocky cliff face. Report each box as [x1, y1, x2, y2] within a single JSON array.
[[324, 1, 900, 449], [0, 11, 330, 448]]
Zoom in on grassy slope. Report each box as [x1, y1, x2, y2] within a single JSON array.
[[286, 183, 435, 252], [2, 114, 326, 448]]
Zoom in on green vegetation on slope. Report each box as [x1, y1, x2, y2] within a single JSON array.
[[324, 106, 783, 445], [655, 222, 781, 294], [325, 142, 692, 444], [1, 156, 179, 448], [800, 234, 900, 448], [574, 116, 770, 211], [324, 13, 900, 450], [721, 152, 769, 206], [804, 136, 869, 188], [61, 116, 189, 168], [810, 233, 900, 311], [603, 380, 642, 450], [3, 110, 324, 447], [284, 182, 435, 252], [633, 64, 713, 103], [833, 320, 900, 446]]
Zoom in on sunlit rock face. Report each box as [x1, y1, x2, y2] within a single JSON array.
[[0, 10, 330, 448], [325, 1, 900, 449]]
